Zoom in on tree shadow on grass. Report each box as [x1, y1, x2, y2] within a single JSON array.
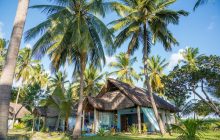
[[7, 134, 31, 140]]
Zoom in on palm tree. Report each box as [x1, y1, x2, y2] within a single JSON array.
[[73, 65, 106, 97], [171, 119, 208, 140], [25, 0, 113, 138], [46, 71, 70, 131], [12, 47, 39, 127], [141, 55, 168, 95], [33, 64, 49, 89], [194, 0, 209, 10], [0, 0, 29, 138], [0, 38, 7, 76], [109, 53, 140, 85], [110, 0, 188, 135]]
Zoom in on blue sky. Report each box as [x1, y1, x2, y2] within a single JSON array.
[[0, 0, 220, 87]]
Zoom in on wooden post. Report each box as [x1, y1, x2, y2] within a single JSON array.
[[82, 110, 85, 131], [137, 106, 141, 133], [94, 108, 97, 133]]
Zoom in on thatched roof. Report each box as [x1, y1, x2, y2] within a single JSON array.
[[34, 104, 77, 117], [86, 78, 179, 113], [33, 105, 59, 117], [9, 102, 30, 119]]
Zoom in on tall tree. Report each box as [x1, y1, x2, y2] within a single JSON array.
[[0, 38, 7, 76], [0, 0, 29, 138], [141, 55, 168, 95], [25, 0, 113, 138], [194, 0, 209, 10], [12, 47, 39, 127], [109, 53, 139, 85], [110, 0, 188, 134], [73, 65, 106, 97]]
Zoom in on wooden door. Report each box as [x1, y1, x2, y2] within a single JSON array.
[[121, 115, 128, 131]]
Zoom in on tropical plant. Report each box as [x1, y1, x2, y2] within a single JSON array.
[[0, 38, 7, 75], [110, 0, 188, 134], [97, 128, 106, 136], [73, 65, 106, 97], [0, 0, 29, 138], [129, 124, 139, 135], [181, 47, 202, 70], [32, 64, 49, 89], [141, 55, 168, 95], [40, 71, 73, 131], [25, 0, 114, 137], [109, 53, 140, 85], [171, 119, 210, 140], [194, 0, 209, 10], [12, 47, 40, 127]]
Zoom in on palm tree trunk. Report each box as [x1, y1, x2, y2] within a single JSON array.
[[73, 55, 86, 139], [0, 0, 29, 139], [143, 24, 166, 135], [11, 87, 21, 128]]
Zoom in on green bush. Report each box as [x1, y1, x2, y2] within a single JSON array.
[[97, 128, 105, 136], [142, 123, 147, 133], [129, 124, 138, 135], [14, 123, 26, 129], [171, 119, 214, 140]]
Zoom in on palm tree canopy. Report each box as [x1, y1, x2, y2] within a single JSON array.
[[110, 0, 188, 55], [15, 47, 40, 84], [72, 65, 106, 96], [194, 0, 209, 10], [25, 0, 114, 72], [109, 53, 140, 85], [141, 55, 168, 94], [181, 47, 203, 69]]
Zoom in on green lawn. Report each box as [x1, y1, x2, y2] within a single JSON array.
[[8, 129, 220, 140]]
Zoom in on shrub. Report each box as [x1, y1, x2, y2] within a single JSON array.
[[142, 123, 147, 133], [97, 128, 105, 136], [129, 124, 138, 135], [171, 119, 213, 140], [14, 123, 26, 129]]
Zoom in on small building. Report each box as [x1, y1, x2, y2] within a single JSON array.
[[82, 78, 179, 133], [33, 105, 76, 131], [8, 102, 31, 129]]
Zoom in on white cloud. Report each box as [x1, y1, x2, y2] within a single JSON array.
[[207, 22, 215, 30], [25, 43, 32, 48], [0, 22, 4, 38], [167, 48, 185, 71], [106, 56, 116, 65]]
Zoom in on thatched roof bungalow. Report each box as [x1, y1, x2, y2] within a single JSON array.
[[82, 78, 178, 133]]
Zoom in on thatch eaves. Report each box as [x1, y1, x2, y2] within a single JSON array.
[[87, 78, 179, 113]]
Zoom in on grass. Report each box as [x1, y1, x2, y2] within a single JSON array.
[[8, 129, 220, 140]]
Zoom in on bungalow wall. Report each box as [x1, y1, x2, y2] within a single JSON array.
[[93, 107, 173, 133]]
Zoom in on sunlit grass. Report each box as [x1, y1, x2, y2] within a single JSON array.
[[8, 129, 220, 140]]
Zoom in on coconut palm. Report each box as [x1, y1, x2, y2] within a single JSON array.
[[25, 0, 113, 138], [110, 0, 188, 134], [171, 119, 209, 140], [0, 38, 7, 76], [45, 71, 70, 131], [141, 55, 168, 95], [194, 0, 209, 10], [181, 47, 202, 69], [12, 47, 39, 127], [109, 53, 140, 85], [33, 64, 50, 89], [0, 0, 29, 138], [73, 65, 106, 97]]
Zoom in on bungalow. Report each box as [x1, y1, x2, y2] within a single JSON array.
[[8, 102, 31, 129], [82, 78, 179, 133], [33, 105, 76, 131]]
